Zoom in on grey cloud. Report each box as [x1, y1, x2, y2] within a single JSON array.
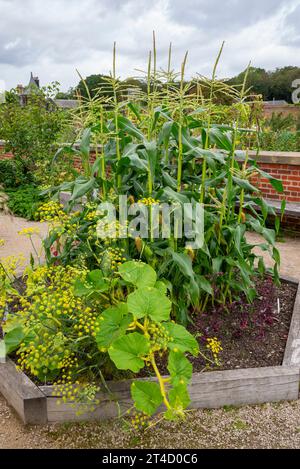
[[0, 0, 300, 90], [166, 0, 287, 31], [282, 3, 300, 46]]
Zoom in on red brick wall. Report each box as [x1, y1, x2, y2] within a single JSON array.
[[73, 153, 96, 171], [263, 104, 300, 120], [251, 162, 300, 202], [2, 142, 300, 203]]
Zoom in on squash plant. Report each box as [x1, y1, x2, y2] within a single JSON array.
[[95, 261, 199, 419]]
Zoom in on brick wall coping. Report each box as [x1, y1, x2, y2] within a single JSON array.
[[235, 150, 300, 166], [1, 140, 300, 166]]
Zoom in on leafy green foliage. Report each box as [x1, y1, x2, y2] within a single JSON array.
[[0, 159, 34, 188], [0, 84, 72, 185], [131, 381, 163, 415], [1, 41, 287, 427], [108, 332, 150, 372], [96, 261, 199, 420], [118, 261, 157, 288], [127, 287, 171, 322], [5, 185, 46, 220]]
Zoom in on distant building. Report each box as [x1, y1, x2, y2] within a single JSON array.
[[54, 99, 79, 109], [262, 99, 300, 119], [16, 72, 40, 106], [16, 73, 79, 109]]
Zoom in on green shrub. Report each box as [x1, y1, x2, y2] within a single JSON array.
[[5, 185, 46, 219], [0, 84, 73, 185], [0, 159, 34, 188], [258, 131, 300, 151]]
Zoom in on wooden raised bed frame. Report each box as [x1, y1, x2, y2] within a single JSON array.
[[1, 276, 300, 425]]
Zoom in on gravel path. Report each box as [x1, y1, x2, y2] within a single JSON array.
[[1, 215, 300, 449], [0, 214, 48, 272], [1, 394, 300, 449]]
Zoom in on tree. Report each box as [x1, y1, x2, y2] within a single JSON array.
[[269, 66, 300, 103], [228, 67, 271, 100], [55, 87, 76, 100], [77, 74, 115, 100]]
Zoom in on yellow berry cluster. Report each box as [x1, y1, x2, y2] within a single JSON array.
[[148, 321, 172, 357], [129, 410, 150, 431], [16, 333, 75, 378], [36, 201, 68, 223], [18, 227, 40, 237], [103, 247, 127, 271], [96, 219, 128, 242], [25, 264, 84, 296], [206, 337, 223, 363], [0, 254, 26, 277], [85, 210, 98, 222], [73, 306, 100, 337], [0, 239, 5, 247], [137, 197, 159, 206]]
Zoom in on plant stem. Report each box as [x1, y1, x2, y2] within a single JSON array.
[[150, 355, 171, 410], [177, 51, 188, 192], [112, 42, 121, 189], [200, 42, 224, 204]]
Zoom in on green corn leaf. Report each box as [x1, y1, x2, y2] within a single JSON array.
[[171, 252, 194, 280], [232, 177, 258, 193], [281, 199, 286, 221], [117, 115, 145, 141]]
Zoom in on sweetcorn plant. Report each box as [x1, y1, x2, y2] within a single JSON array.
[[45, 41, 284, 324]]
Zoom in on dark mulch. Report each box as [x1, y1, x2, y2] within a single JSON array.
[[188, 276, 297, 372]]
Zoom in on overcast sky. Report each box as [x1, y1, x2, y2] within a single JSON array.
[[1, 0, 300, 91]]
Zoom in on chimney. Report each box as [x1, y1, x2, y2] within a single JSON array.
[[16, 84, 24, 95]]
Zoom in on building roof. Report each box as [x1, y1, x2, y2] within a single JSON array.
[[263, 100, 288, 105], [54, 99, 79, 109], [23, 72, 40, 95]]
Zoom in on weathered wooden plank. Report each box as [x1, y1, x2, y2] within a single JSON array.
[[188, 366, 299, 408], [283, 281, 300, 367], [0, 358, 47, 424], [43, 366, 300, 423]]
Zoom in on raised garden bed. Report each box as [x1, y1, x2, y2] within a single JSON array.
[[1, 276, 300, 425]]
